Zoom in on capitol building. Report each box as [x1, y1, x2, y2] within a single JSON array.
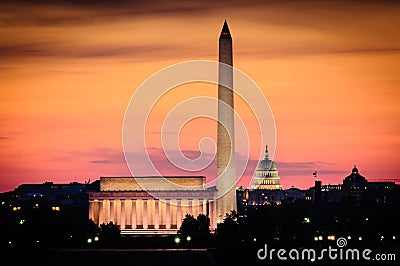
[[250, 145, 282, 190]]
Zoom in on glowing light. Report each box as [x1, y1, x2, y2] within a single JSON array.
[[94, 236, 99, 242], [314, 237, 319, 241], [318, 236, 323, 241], [347, 236, 351, 240], [359, 236, 362, 241], [393, 236, 396, 240], [186, 236, 191, 242], [303, 217, 311, 223], [87, 238, 92, 244], [174, 237, 180, 244], [253, 238, 256, 242], [52, 206, 60, 211], [19, 219, 25, 225]]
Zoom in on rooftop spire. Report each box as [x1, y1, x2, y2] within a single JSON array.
[[220, 20, 231, 39]]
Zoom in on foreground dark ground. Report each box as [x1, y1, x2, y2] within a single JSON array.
[[4, 245, 399, 266], [2, 199, 400, 266]]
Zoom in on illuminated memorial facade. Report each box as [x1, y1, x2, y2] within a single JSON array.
[[88, 176, 217, 235]]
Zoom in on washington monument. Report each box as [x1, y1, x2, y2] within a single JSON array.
[[216, 20, 237, 223]]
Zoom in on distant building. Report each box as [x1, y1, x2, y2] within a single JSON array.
[[341, 165, 368, 204], [250, 145, 282, 190], [313, 180, 322, 205], [238, 187, 305, 206], [0, 181, 98, 212], [307, 166, 400, 205]]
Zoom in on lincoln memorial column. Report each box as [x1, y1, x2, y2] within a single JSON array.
[[131, 199, 137, 229], [191, 199, 198, 218], [98, 200, 104, 225], [104, 200, 109, 223], [126, 199, 132, 229], [170, 199, 177, 228], [177, 199, 182, 228], [188, 199, 193, 216], [136, 199, 143, 228], [154, 199, 160, 229], [148, 199, 154, 228], [109, 199, 115, 223], [115, 200, 120, 225], [180, 199, 187, 220], [198, 199, 203, 215], [166, 199, 171, 229], [159, 200, 166, 228], [210, 200, 216, 229], [120, 199, 126, 230], [89, 199, 94, 221], [143, 199, 148, 229]]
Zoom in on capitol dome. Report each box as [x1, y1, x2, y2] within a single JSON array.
[[250, 145, 282, 190]]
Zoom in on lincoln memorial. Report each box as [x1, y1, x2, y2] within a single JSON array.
[[88, 176, 217, 235]]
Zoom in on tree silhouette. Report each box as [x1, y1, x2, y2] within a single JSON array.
[[197, 213, 211, 240], [215, 210, 243, 264], [217, 210, 241, 242], [178, 213, 211, 247], [178, 214, 198, 239], [99, 221, 121, 247], [86, 219, 100, 238]]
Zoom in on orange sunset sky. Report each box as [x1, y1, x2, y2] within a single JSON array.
[[0, 0, 399, 192]]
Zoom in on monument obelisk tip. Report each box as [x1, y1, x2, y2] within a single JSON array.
[[220, 20, 231, 39]]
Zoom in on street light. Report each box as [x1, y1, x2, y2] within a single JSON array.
[[174, 236, 180, 251], [186, 236, 191, 250]]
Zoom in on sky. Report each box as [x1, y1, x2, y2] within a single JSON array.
[[0, 0, 399, 192]]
